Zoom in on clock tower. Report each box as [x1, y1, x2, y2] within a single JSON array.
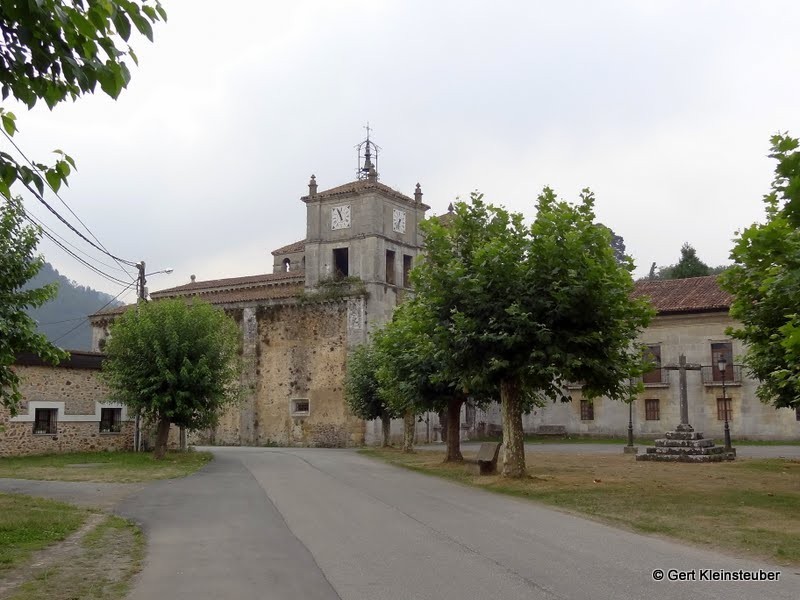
[[301, 130, 430, 328]]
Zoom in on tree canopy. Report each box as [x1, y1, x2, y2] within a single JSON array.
[[720, 133, 800, 410], [0, 197, 67, 413], [414, 190, 653, 477], [101, 298, 241, 458], [344, 343, 396, 447]]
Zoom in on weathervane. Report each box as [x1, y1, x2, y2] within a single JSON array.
[[356, 122, 380, 182]]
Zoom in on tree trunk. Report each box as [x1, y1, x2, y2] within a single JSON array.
[[153, 416, 171, 460], [501, 378, 526, 477], [444, 397, 464, 462], [381, 413, 391, 447], [438, 410, 447, 443], [402, 410, 415, 453]]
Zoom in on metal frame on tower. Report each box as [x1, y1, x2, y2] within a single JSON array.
[[355, 122, 380, 181]]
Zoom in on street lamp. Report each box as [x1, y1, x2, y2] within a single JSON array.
[[718, 356, 732, 451], [624, 378, 638, 454]]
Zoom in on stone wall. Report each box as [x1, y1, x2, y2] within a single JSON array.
[[198, 299, 365, 447], [1, 363, 133, 456]]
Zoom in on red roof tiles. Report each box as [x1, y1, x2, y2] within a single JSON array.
[[632, 275, 732, 315], [271, 239, 306, 255]]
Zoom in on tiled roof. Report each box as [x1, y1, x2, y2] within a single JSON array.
[[272, 239, 306, 255], [304, 179, 430, 209], [150, 271, 303, 298], [632, 275, 732, 315]]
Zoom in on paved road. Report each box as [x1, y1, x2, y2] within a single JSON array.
[[420, 442, 800, 458], [114, 447, 798, 600]]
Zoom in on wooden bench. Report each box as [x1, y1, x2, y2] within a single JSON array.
[[535, 425, 567, 437], [465, 442, 502, 475]]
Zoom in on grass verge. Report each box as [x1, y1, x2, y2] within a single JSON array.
[[0, 450, 213, 483], [467, 435, 800, 446], [0, 493, 86, 573], [361, 447, 800, 565], [4, 514, 144, 600]]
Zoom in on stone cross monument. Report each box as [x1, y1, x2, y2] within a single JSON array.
[[637, 353, 734, 462]]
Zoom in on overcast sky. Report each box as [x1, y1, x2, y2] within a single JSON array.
[[7, 0, 800, 304]]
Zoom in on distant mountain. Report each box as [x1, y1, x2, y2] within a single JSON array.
[[24, 262, 125, 351]]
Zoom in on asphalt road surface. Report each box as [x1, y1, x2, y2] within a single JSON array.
[[114, 447, 799, 600]]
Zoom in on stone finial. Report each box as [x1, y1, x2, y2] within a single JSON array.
[[367, 165, 378, 183], [308, 174, 317, 196], [447, 202, 454, 213], [414, 183, 423, 203], [190, 274, 196, 283]]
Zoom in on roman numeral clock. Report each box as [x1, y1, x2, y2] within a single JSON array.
[[331, 205, 351, 230]]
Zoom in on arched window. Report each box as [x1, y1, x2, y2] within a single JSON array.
[[283, 258, 291, 272]]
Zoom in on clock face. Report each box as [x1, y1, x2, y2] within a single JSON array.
[[331, 205, 351, 230], [392, 209, 406, 233]]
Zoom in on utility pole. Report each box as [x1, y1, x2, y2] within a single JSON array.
[[134, 260, 145, 451], [137, 261, 146, 301]]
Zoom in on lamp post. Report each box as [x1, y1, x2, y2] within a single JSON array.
[[623, 378, 638, 454], [718, 356, 732, 451]]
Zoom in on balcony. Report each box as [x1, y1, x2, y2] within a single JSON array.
[[701, 365, 743, 386]]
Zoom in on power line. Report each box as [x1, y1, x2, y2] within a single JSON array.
[[23, 208, 132, 274], [21, 211, 132, 287], [51, 281, 135, 346], [2, 129, 138, 280]]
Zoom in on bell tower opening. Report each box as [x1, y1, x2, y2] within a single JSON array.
[[333, 247, 349, 279]]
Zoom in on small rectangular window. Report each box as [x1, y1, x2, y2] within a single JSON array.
[[711, 342, 734, 382], [717, 398, 733, 421], [642, 344, 662, 384], [291, 399, 310, 416], [403, 255, 413, 288], [386, 250, 396, 285], [100, 408, 122, 433], [645, 398, 660, 421], [796, 406, 800, 422], [580, 399, 594, 421], [333, 248, 349, 279], [33, 408, 57, 435]]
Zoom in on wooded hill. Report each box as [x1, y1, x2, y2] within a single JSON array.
[[24, 262, 124, 351]]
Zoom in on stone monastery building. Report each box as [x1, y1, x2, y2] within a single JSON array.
[[84, 139, 800, 446]]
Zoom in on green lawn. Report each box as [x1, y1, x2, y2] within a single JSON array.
[[0, 493, 87, 572], [0, 450, 213, 483]]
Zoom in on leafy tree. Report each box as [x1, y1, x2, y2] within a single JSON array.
[[101, 298, 241, 459], [0, 197, 67, 413], [658, 243, 711, 279], [720, 133, 800, 410], [0, 0, 166, 198], [372, 300, 471, 460], [344, 343, 396, 447], [416, 191, 653, 477], [596, 224, 626, 265], [0, 2, 164, 405]]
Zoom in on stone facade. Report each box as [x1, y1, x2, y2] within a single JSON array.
[[488, 309, 800, 441], [1, 354, 133, 456], [193, 300, 366, 447]]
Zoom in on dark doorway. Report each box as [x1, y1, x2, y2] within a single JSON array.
[[333, 247, 349, 279]]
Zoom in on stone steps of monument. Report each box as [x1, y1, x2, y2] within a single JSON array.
[[645, 445, 725, 455], [636, 453, 730, 463], [664, 431, 705, 440], [654, 438, 714, 448]]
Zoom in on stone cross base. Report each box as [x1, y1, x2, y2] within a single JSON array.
[[636, 430, 735, 462]]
